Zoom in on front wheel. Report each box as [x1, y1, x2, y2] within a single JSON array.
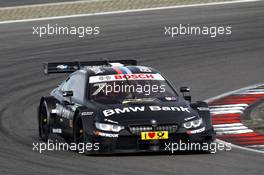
[[38, 101, 51, 141], [73, 115, 94, 155]]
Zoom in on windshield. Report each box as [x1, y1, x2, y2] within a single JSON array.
[[89, 74, 177, 104]]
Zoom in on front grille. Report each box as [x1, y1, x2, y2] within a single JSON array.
[[129, 124, 178, 135]]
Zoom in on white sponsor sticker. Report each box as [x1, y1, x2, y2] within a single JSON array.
[[103, 106, 190, 117], [96, 132, 119, 138], [89, 74, 165, 83], [52, 128, 62, 134], [81, 112, 94, 116], [137, 66, 152, 72], [187, 127, 205, 134], [88, 66, 105, 74]]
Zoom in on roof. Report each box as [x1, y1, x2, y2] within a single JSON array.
[[84, 65, 160, 76]]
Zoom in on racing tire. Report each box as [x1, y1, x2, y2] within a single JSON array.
[[38, 101, 51, 141], [73, 115, 94, 155]]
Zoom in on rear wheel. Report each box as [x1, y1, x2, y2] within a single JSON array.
[[38, 101, 51, 141]]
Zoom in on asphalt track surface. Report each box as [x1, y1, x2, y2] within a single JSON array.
[[0, 1, 264, 175], [0, 0, 79, 7]]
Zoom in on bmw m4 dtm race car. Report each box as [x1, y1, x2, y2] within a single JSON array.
[[38, 60, 215, 154]]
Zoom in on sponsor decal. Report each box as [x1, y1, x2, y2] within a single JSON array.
[[81, 111, 94, 116], [115, 74, 154, 80], [103, 106, 190, 117], [95, 131, 118, 138], [88, 66, 105, 74], [137, 66, 152, 73], [103, 106, 145, 117], [149, 106, 190, 113], [52, 128, 62, 134], [141, 131, 169, 140], [187, 127, 205, 134], [89, 74, 165, 83]]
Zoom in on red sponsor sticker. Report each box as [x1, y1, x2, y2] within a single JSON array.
[[115, 74, 155, 80]]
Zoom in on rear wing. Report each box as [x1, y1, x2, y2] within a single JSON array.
[[43, 60, 137, 75]]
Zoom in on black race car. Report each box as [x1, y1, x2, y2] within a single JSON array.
[[38, 60, 215, 154]]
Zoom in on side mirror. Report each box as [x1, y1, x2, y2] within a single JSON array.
[[180, 86, 191, 102], [62, 91, 73, 97], [184, 96, 192, 102], [180, 87, 190, 93]]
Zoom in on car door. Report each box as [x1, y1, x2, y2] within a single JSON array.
[[57, 72, 86, 136]]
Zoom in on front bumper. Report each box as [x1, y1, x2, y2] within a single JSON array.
[[89, 127, 215, 153]]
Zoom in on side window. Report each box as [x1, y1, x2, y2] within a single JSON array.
[[61, 73, 86, 102], [61, 78, 70, 92]]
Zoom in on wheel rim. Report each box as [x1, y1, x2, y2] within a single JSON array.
[[75, 119, 84, 144], [40, 104, 49, 139]]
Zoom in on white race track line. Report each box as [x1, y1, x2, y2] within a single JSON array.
[[0, 0, 260, 24], [206, 83, 264, 154]]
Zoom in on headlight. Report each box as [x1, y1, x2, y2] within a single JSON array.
[[183, 118, 203, 129], [95, 122, 124, 132]]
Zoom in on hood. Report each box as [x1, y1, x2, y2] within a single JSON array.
[[92, 99, 199, 126]]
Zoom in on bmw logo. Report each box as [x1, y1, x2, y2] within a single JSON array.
[[151, 120, 157, 125]]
